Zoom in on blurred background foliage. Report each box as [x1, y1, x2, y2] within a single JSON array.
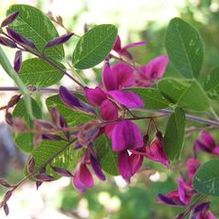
[[1, 0, 219, 218]]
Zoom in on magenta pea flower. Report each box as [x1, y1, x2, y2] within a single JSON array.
[[135, 55, 169, 87], [113, 35, 146, 59], [111, 120, 143, 151], [72, 163, 94, 192], [118, 150, 143, 182], [143, 136, 169, 166], [158, 177, 194, 206], [85, 62, 144, 137], [194, 131, 219, 155], [192, 202, 216, 219]]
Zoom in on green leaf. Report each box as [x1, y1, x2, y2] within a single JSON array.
[[164, 107, 185, 161], [72, 24, 118, 69], [32, 140, 83, 176], [194, 159, 219, 196], [46, 94, 95, 126], [7, 4, 64, 60], [95, 135, 118, 176], [158, 78, 210, 111], [130, 88, 170, 109], [165, 17, 204, 79], [13, 97, 42, 152], [19, 58, 64, 87], [205, 67, 219, 100]]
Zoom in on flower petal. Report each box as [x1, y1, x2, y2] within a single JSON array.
[[79, 164, 94, 188], [113, 35, 122, 52], [84, 87, 107, 106], [112, 63, 134, 88], [122, 41, 146, 50], [108, 90, 144, 108], [112, 120, 143, 151], [103, 63, 118, 90], [139, 55, 169, 80], [186, 157, 200, 178], [129, 153, 143, 175], [90, 154, 106, 181], [118, 151, 132, 182], [144, 138, 169, 166], [100, 99, 118, 121]]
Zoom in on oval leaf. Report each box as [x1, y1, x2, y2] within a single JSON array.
[[164, 107, 185, 161], [194, 159, 219, 196], [165, 17, 204, 79], [72, 24, 118, 69], [130, 88, 170, 109], [158, 78, 210, 111], [19, 58, 64, 87], [7, 4, 64, 60]]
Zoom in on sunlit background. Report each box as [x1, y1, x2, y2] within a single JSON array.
[[1, 0, 219, 218]]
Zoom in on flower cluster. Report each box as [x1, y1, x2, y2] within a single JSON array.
[[158, 130, 219, 218], [58, 36, 169, 190]]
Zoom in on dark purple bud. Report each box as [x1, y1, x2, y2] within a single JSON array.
[[0, 179, 12, 188], [3, 190, 12, 203], [45, 33, 74, 49], [1, 11, 19, 27], [3, 203, 9, 216], [36, 173, 55, 182], [59, 86, 95, 114], [6, 27, 36, 49], [74, 142, 83, 150], [59, 86, 83, 108], [14, 50, 22, 72], [0, 36, 17, 48], [7, 94, 21, 108], [36, 181, 43, 190], [27, 157, 35, 174], [52, 166, 73, 177], [193, 202, 210, 214], [90, 154, 105, 181], [157, 194, 176, 205]]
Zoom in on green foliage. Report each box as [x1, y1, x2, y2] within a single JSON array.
[[31, 140, 83, 176], [13, 97, 42, 152], [158, 78, 209, 111], [165, 17, 204, 79], [46, 94, 95, 126], [72, 24, 118, 69], [95, 135, 118, 176], [19, 58, 64, 87], [164, 107, 185, 161], [130, 88, 170, 109], [7, 4, 64, 60], [205, 67, 219, 100], [194, 159, 219, 196]]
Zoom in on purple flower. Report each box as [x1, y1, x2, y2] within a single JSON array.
[[118, 150, 143, 182], [143, 135, 169, 166], [72, 163, 94, 192], [85, 63, 144, 121], [194, 131, 219, 155], [192, 202, 216, 219], [111, 120, 143, 152], [158, 177, 193, 206], [135, 55, 169, 87], [113, 35, 146, 59]]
